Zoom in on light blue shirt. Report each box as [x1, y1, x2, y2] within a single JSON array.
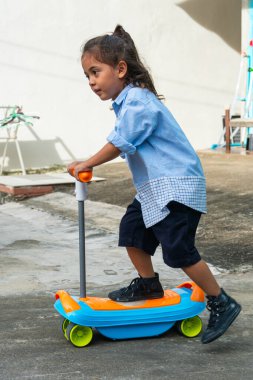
[[107, 85, 206, 227]]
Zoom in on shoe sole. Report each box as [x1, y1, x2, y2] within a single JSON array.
[[111, 293, 164, 302], [202, 303, 242, 344]]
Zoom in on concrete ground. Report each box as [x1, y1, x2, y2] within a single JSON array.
[[0, 152, 253, 380]]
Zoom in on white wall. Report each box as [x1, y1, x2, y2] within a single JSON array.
[[0, 0, 241, 170]]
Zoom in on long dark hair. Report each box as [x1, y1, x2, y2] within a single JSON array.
[[82, 25, 163, 99]]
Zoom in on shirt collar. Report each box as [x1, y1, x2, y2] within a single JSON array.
[[112, 84, 133, 115]]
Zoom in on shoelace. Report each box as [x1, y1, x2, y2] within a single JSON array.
[[121, 277, 144, 296], [206, 298, 226, 328]]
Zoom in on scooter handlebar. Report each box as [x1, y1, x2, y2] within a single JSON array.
[[69, 168, 92, 201]]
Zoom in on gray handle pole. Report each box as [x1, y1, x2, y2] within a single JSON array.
[[78, 200, 86, 298], [75, 181, 88, 298]]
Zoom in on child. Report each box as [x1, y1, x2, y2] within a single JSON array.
[[68, 25, 241, 344]]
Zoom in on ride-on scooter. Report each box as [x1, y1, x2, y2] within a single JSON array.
[[54, 171, 206, 347]]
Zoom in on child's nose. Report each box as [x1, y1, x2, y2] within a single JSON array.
[[89, 77, 95, 86]]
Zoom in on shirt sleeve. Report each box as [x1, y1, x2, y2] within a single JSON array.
[[107, 98, 157, 155]]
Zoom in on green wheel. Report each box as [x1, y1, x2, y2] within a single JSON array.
[[177, 316, 203, 338], [66, 323, 93, 347], [61, 318, 71, 340]]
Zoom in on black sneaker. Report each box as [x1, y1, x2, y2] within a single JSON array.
[[108, 273, 164, 302], [201, 288, 241, 344]]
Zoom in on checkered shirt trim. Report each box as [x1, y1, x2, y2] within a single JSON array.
[[136, 176, 207, 228]]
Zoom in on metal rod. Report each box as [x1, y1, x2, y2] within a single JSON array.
[[15, 137, 26, 175], [225, 109, 231, 153], [78, 200, 86, 298]]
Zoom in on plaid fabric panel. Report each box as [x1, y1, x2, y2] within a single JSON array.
[[136, 176, 207, 228]]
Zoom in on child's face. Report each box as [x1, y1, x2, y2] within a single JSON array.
[[82, 52, 127, 101]]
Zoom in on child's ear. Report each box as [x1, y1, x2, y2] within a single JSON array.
[[117, 60, 127, 79]]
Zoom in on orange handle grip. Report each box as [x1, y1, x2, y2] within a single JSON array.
[[69, 168, 93, 183], [78, 171, 93, 182]]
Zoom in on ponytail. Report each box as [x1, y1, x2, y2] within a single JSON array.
[[82, 25, 163, 99], [113, 25, 135, 49]]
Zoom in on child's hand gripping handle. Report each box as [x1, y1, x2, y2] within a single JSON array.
[[69, 169, 93, 201]]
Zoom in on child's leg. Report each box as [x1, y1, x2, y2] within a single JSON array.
[[108, 247, 164, 302], [109, 198, 164, 301], [127, 247, 155, 278], [152, 202, 241, 344], [182, 259, 241, 344], [182, 259, 221, 296]]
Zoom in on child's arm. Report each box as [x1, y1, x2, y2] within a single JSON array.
[[68, 142, 121, 179]]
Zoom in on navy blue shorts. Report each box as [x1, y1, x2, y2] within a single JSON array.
[[119, 199, 202, 268]]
